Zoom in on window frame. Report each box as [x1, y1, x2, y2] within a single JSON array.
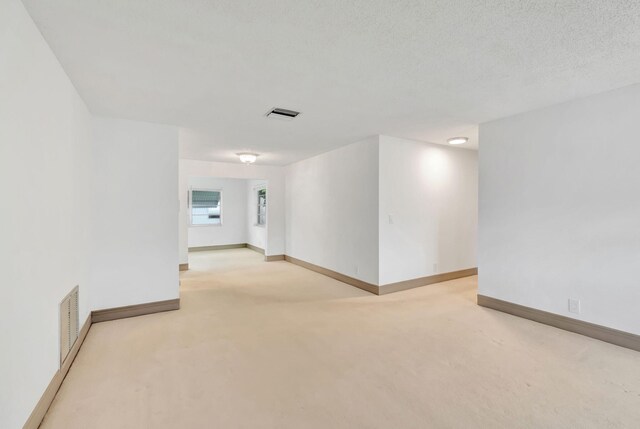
[[256, 187, 266, 227], [189, 188, 223, 227]]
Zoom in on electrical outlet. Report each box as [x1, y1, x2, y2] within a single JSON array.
[[388, 214, 394, 224], [568, 298, 581, 314]]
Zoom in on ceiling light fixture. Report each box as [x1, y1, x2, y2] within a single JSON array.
[[447, 137, 468, 145], [237, 153, 259, 164]]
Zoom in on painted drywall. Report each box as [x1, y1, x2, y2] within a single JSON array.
[[378, 136, 478, 285], [179, 155, 285, 261], [0, 1, 92, 427], [479, 84, 640, 335], [91, 117, 179, 310], [285, 137, 380, 285], [247, 180, 268, 250], [188, 177, 248, 248]]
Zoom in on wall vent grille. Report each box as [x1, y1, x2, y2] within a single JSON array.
[[59, 286, 79, 366]]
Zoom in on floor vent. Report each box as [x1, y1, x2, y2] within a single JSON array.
[[60, 286, 79, 366]]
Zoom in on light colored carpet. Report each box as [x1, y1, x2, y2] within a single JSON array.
[[41, 249, 640, 428]]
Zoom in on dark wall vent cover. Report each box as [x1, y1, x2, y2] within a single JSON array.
[[266, 108, 300, 120]]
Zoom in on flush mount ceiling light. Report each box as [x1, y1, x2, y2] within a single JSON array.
[[266, 107, 301, 121], [237, 153, 259, 164], [447, 137, 468, 145]]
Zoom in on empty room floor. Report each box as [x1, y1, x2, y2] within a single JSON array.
[[41, 249, 640, 428]]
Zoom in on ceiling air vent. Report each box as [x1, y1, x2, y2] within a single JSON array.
[[266, 108, 300, 121]]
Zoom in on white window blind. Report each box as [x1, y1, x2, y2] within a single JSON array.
[[191, 189, 222, 225]]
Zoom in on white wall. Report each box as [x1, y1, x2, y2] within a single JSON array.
[[0, 1, 92, 427], [247, 180, 268, 250], [188, 177, 248, 248], [179, 157, 285, 261], [479, 84, 640, 335], [284, 135, 477, 287], [285, 137, 380, 285], [379, 136, 478, 285], [91, 117, 179, 310]]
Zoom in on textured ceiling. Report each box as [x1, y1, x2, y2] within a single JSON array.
[[22, 0, 640, 165]]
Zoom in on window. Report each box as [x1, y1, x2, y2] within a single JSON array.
[[257, 188, 266, 226], [190, 189, 222, 226]]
